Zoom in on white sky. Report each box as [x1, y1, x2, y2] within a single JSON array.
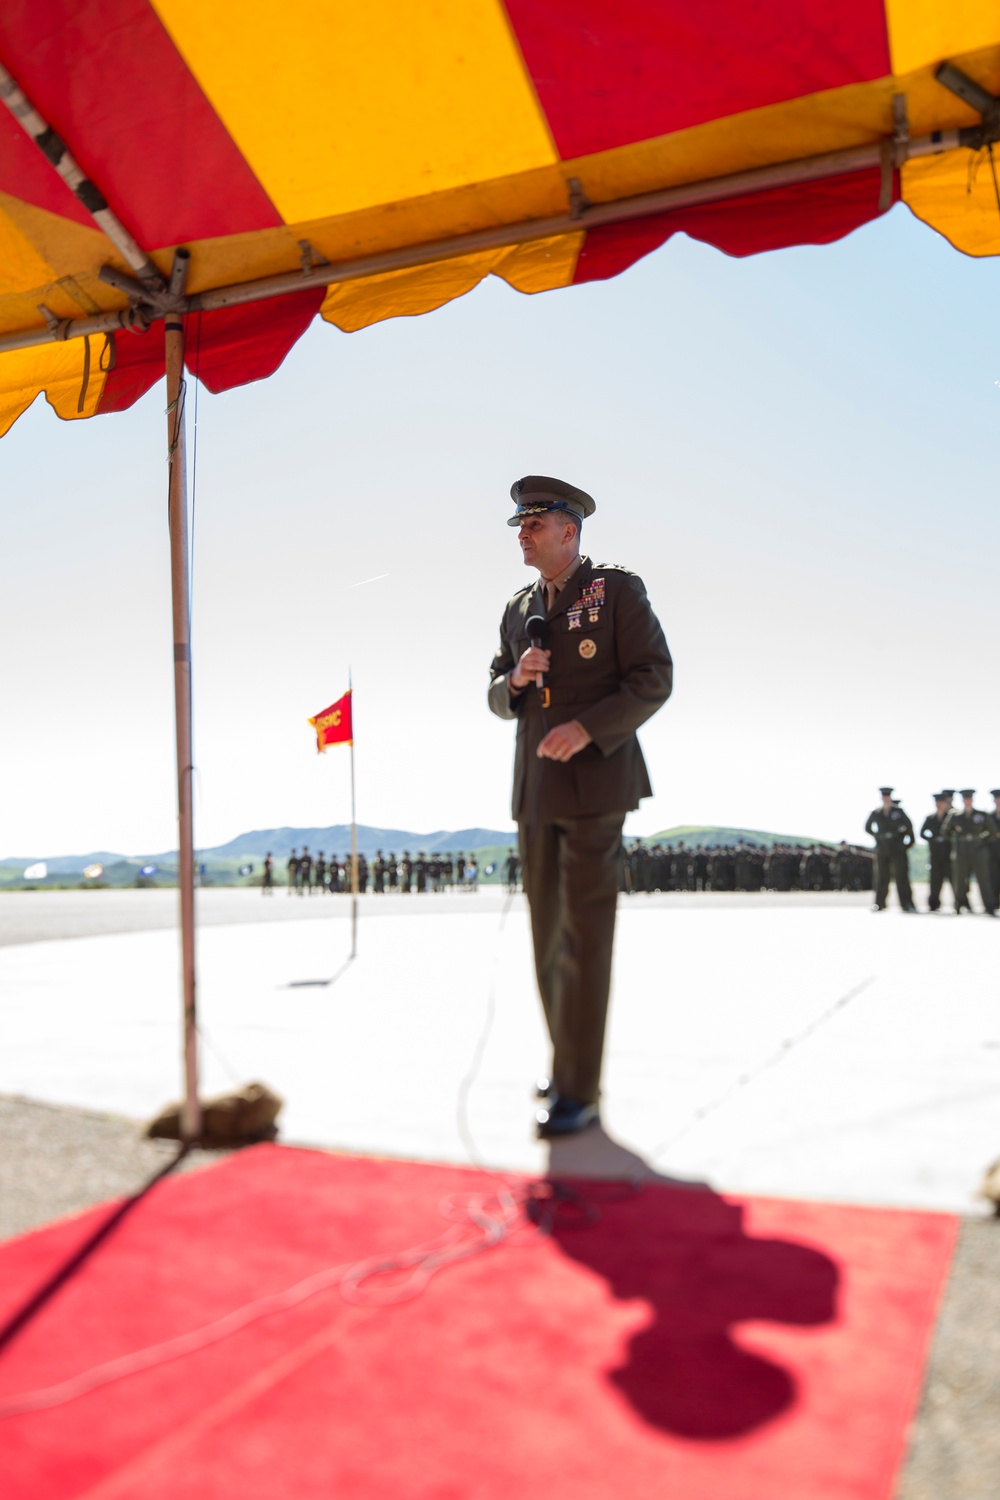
[[2, 206, 999, 858]]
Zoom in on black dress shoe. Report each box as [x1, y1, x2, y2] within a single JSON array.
[[535, 1096, 600, 1139]]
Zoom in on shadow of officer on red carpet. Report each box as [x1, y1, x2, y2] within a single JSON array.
[[544, 1127, 838, 1440]]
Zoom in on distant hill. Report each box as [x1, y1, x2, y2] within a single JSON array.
[[0, 851, 129, 875], [644, 825, 843, 849], [0, 823, 518, 888], [190, 825, 517, 860]]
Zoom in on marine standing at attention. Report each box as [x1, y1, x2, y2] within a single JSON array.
[[488, 475, 673, 1138], [919, 792, 955, 913], [864, 786, 915, 912], [942, 790, 998, 917]]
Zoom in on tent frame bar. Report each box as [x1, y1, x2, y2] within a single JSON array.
[[0, 60, 165, 294], [0, 117, 990, 357]]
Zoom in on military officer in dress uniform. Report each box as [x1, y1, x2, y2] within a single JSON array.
[[488, 475, 673, 1138], [864, 787, 916, 911], [943, 790, 998, 916], [920, 792, 956, 912]]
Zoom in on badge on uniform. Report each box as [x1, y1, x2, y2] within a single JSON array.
[[579, 638, 596, 659], [588, 609, 599, 623], [567, 611, 581, 630]]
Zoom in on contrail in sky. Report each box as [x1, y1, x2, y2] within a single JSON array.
[[347, 572, 390, 589]]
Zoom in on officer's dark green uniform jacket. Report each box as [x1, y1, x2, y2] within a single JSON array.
[[487, 557, 673, 819], [864, 805, 914, 845]]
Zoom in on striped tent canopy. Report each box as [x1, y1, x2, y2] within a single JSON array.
[[1, 1, 998, 438]]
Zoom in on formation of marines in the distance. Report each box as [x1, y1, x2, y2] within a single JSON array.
[[261, 849, 485, 894], [623, 839, 873, 893], [257, 787, 1000, 914], [865, 786, 1000, 916]]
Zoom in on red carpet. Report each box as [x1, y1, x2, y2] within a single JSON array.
[[0, 1146, 955, 1500]]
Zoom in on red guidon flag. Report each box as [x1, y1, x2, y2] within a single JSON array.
[[308, 690, 352, 753]]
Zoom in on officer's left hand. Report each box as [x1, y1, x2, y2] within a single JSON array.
[[537, 720, 592, 762]]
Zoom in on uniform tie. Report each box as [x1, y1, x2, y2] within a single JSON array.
[[544, 581, 556, 612]]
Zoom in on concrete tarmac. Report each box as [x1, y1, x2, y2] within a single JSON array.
[[0, 884, 873, 946], [0, 887, 997, 1211]]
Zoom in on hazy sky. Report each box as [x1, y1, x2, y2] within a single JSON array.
[[2, 202, 999, 858]]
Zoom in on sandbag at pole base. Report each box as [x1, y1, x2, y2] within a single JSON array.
[[980, 1159, 1000, 1216], [146, 1082, 283, 1148]]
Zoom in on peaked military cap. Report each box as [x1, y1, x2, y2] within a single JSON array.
[[959, 788, 976, 798], [941, 788, 955, 797], [878, 786, 894, 796], [990, 789, 1000, 797], [507, 474, 596, 527]]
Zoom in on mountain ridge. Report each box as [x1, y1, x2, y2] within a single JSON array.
[[1, 824, 519, 872]]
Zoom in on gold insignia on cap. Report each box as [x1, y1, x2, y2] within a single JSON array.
[[579, 638, 597, 659]]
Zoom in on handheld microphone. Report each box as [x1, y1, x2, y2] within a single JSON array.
[[525, 614, 550, 698]]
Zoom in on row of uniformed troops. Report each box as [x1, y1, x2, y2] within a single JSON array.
[[865, 787, 1000, 915], [263, 848, 482, 894], [623, 839, 873, 893]]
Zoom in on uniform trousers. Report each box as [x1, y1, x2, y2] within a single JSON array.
[[518, 811, 625, 1105], [927, 845, 955, 911], [874, 842, 913, 909], [954, 843, 996, 914], [989, 847, 1000, 912]]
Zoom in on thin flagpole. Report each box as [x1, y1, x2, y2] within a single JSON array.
[[349, 673, 358, 959]]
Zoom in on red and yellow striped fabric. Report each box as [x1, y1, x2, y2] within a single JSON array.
[[0, 2, 997, 437]]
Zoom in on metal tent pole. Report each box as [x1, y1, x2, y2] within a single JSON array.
[[349, 678, 358, 959], [0, 63, 202, 1138], [164, 252, 200, 1144]]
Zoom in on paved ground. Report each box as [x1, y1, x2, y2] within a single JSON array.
[[0, 884, 876, 947], [0, 1093, 225, 1242], [2, 889, 998, 1496], [1, 888, 997, 1209]]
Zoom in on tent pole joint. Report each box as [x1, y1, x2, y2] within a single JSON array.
[[100, 250, 192, 317], [935, 62, 1000, 150]]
